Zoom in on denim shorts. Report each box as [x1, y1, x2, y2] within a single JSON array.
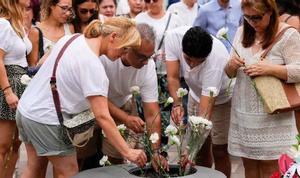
[[16, 110, 75, 156]]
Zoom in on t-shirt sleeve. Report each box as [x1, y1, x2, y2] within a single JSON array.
[[165, 31, 180, 61], [77, 57, 109, 98], [0, 19, 14, 52], [193, 9, 207, 28], [201, 39, 229, 97], [140, 60, 159, 103]]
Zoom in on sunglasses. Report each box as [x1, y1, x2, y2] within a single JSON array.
[[144, 0, 158, 3], [243, 13, 265, 23], [78, 8, 96, 15]]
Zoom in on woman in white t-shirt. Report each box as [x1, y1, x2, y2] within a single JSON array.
[[16, 17, 147, 178], [0, 0, 32, 177]]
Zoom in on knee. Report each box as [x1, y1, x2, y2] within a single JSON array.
[[55, 162, 78, 176]]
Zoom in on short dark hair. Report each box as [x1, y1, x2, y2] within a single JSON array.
[[182, 26, 213, 59]]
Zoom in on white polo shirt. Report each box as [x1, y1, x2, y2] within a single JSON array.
[[100, 56, 158, 107], [167, 1, 198, 26], [165, 26, 233, 105]]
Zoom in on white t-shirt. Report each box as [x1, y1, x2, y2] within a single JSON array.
[[100, 56, 158, 107], [116, 0, 130, 15], [165, 26, 232, 105], [167, 1, 198, 26], [18, 35, 109, 125], [135, 11, 184, 74], [0, 18, 32, 67]]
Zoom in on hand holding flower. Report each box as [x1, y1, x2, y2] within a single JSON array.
[[243, 60, 274, 77], [125, 115, 145, 133], [151, 153, 169, 172]]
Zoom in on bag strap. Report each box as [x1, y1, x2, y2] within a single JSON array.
[[35, 27, 45, 59], [50, 34, 81, 126], [261, 26, 294, 59], [157, 13, 172, 51]]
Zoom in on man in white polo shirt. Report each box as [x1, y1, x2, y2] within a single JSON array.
[[100, 23, 168, 171], [165, 26, 233, 177]]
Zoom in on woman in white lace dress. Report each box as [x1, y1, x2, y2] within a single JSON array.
[[225, 0, 300, 177]]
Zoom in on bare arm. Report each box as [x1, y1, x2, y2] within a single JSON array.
[[0, 49, 19, 109], [27, 27, 39, 66], [88, 95, 147, 166], [166, 60, 184, 125], [107, 99, 145, 133], [198, 95, 215, 120]]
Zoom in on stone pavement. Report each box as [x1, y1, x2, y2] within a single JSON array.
[[15, 143, 245, 178]]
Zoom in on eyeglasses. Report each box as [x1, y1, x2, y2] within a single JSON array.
[[132, 49, 154, 62], [144, 0, 158, 4], [243, 13, 265, 23], [56, 4, 73, 13], [78, 8, 96, 15]]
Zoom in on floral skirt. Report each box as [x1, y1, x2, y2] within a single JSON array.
[[0, 65, 27, 120]]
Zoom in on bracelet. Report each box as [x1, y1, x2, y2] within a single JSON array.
[[2, 85, 11, 92]]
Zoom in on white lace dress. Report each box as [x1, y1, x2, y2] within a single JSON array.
[[228, 26, 300, 160]]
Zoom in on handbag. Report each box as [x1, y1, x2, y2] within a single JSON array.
[[253, 26, 300, 114], [50, 34, 95, 147]]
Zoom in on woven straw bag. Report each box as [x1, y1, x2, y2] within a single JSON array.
[[253, 26, 300, 114]]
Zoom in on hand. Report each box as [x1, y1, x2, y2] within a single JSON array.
[[243, 61, 273, 77], [125, 149, 147, 167], [227, 56, 245, 71], [171, 105, 184, 125], [151, 153, 169, 172], [5, 92, 19, 110], [125, 115, 145, 133], [179, 150, 194, 170]]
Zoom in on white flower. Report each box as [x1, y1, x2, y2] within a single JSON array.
[[189, 115, 203, 125], [166, 97, 174, 104], [101, 130, 106, 137], [99, 155, 109, 166], [216, 27, 229, 40], [20, 74, 32, 85], [189, 115, 213, 129], [207, 87, 218, 97], [117, 124, 127, 132], [149, 132, 159, 144], [170, 135, 180, 146], [130, 86, 140, 95], [176, 88, 188, 98], [165, 125, 178, 136]]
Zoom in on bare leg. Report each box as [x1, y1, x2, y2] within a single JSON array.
[[195, 136, 213, 167], [259, 160, 278, 178], [212, 144, 231, 178], [0, 120, 21, 178], [48, 154, 78, 178], [20, 143, 48, 178], [242, 157, 259, 178]]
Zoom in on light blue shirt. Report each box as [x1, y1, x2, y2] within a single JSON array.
[[193, 0, 243, 52]]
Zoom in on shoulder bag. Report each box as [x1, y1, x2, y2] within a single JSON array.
[[50, 34, 95, 147], [253, 26, 300, 114]]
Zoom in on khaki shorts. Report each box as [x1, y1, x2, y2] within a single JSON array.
[[188, 94, 231, 145], [16, 110, 75, 156]]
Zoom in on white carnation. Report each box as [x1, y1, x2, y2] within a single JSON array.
[[149, 132, 159, 144], [176, 88, 188, 98], [170, 135, 180, 146], [130, 86, 140, 95], [166, 97, 174, 104], [207, 87, 218, 97], [99, 155, 108, 166], [165, 125, 178, 136], [216, 27, 229, 40], [117, 124, 127, 132], [20, 74, 32, 85]]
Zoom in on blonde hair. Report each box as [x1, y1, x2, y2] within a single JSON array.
[[40, 0, 59, 21], [0, 0, 24, 37], [84, 17, 141, 49]]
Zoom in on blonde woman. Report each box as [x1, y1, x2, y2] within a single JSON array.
[[16, 17, 147, 178], [27, 0, 74, 66], [0, 0, 32, 178]]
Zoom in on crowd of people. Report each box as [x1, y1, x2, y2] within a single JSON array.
[[0, 0, 300, 178]]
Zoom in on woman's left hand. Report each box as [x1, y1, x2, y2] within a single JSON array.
[[151, 153, 169, 172], [243, 61, 274, 77]]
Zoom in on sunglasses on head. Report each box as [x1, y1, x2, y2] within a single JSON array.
[[243, 13, 265, 23], [78, 8, 96, 14], [144, 0, 158, 4]]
